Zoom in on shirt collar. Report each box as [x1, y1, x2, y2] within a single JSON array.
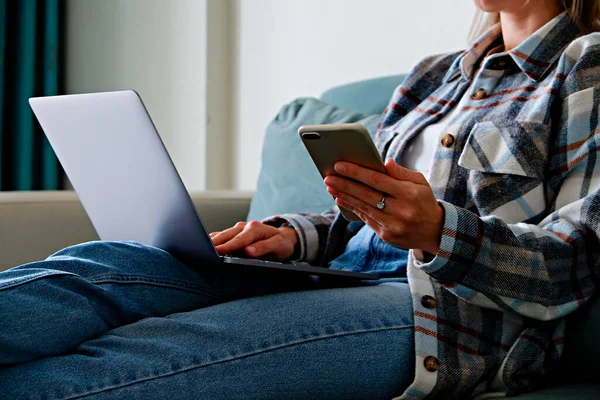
[[443, 11, 581, 83]]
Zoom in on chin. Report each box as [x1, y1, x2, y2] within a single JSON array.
[[474, 0, 522, 12]]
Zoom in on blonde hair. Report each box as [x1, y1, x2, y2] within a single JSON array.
[[468, 0, 600, 43]]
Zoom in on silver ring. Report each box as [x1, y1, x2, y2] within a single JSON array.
[[376, 195, 386, 210]]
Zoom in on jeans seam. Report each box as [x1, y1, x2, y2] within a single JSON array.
[[88, 273, 222, 300], [0, 271, 77, 291], [64, 324, 414, 400], [0, 272, 221, 300]]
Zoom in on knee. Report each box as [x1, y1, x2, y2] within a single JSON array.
[[54, 240, 177, 261], [43, 241, 180, 274], [50, 241, 156, 259]]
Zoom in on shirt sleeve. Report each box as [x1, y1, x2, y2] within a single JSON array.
[[414, 82, 600, 321], [261, 208, 338, 264], [259, 53, 457, 265]]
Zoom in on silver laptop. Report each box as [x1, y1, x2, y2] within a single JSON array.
[[29, 90, 377, 280]]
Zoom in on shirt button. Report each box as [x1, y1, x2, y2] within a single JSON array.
[[421, 295, 437, 309], [424, 356, 440, 372], [441, 133, 455, 148], [495, 60, 507, 69], [472, 88, 487, 100]]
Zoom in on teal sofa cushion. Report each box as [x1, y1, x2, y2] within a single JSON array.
[[246, 98, 380, 221], [321, 75, 406, 116], [247, 75, 405, 222]]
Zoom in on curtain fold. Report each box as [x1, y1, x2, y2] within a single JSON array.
[[0, 0, 63, 191]]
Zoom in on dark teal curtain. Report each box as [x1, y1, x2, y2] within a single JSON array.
[[0, 0, 63, 191]]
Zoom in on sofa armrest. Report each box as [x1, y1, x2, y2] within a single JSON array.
[[0, 190, 254, 271]]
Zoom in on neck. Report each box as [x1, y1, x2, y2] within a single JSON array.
[[499, 2, 563, 51]]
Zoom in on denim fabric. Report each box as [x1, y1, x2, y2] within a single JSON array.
[[0, 241, 414, 399], [329, 225, 409, 278]]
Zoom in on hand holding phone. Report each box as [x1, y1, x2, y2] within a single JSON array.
[[299, 123, 386, 221]]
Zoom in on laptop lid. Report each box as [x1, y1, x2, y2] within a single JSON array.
[[29, 90, 220, 265]]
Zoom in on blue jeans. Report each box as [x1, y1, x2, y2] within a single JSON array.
[[0, 241, 414, 399]]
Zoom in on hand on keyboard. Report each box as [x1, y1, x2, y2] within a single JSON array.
[[210, 221, 299, 261]]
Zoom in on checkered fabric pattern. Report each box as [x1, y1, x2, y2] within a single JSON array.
[[264, 12, 600, 399]]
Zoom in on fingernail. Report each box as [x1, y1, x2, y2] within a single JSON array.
[[247, 246, 257, 254], [335, 163, 347, 173], [326, 176, 338, 185]]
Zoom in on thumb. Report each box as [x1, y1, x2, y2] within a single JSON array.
[[385, 158, 428, 185]]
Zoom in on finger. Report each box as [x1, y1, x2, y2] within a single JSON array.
[[334, 194, 386, 228], [211, 221, 246, 246], [326, 177, 403, 213], [333, 161, 398, 194], [209, 231, 220, 238], [336, 196, 386, 235], [327, 173, 425, 207], [245, 234, 294, 261], [325, 176, 384, 205], [335, 179, 432, 232], [384, 158, 428, 184], [215, 222, 274, 255]]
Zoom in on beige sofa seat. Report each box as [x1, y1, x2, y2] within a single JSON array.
[[0, 191, 253, 271]]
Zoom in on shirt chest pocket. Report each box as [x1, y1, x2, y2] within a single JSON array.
[[457, 120, 550, 224]]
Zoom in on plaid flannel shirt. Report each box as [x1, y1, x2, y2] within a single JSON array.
[[264, 12, 600, 399]]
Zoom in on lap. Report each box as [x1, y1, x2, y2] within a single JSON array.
[[0, 241, 318, 365], [5, 240, 319, 299], [1, 282, 415, 400]]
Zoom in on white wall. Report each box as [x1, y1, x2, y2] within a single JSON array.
[[206, 0, 234, 190], [65, 0, 208, 191], [64, 0, 478, 192], [232, 0, 477, 190]]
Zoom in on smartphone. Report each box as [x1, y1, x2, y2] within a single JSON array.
[[299, 123, 386, 221]]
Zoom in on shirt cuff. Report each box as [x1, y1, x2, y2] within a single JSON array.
[[412, 200, 484, 283], [262, 214, 319, 263]]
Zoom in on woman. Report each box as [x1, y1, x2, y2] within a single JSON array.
[[2, 0, 599, 398]]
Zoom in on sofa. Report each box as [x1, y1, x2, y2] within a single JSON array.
[[1, 77, 598, 399]]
